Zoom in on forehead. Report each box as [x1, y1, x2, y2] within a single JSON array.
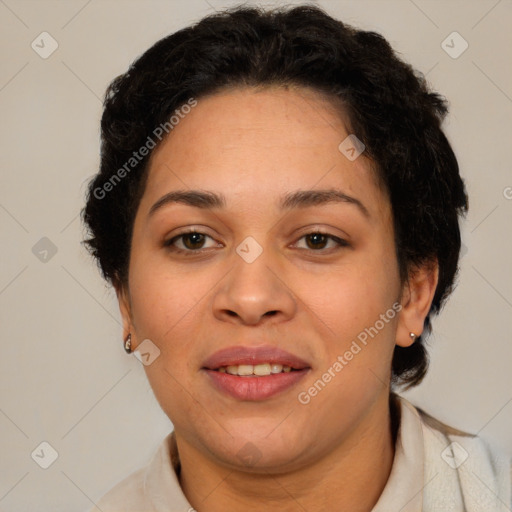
[[141, 86, 389, 219]]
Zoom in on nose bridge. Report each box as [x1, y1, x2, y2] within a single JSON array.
[[232, 248, 276, 295], [212, 237, 296, 324]]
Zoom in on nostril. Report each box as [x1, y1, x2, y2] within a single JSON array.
[[264, 310, 278, 317]]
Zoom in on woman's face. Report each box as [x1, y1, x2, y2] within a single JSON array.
[[120, 86, 415, 471]]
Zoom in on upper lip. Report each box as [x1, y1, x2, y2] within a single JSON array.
[[202, 345, 310, 370]]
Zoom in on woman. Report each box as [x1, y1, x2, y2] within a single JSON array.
[[83, 5, 511, 511]]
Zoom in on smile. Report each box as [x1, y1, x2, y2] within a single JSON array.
[[217, 363, 294, 376]]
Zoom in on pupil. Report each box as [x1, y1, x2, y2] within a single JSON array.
[[307, 233, 327, 249], [184, 233, 204, 249]]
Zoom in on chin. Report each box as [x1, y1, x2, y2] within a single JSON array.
[[221, 443, 306, 474], [201, 425, 307, 472]]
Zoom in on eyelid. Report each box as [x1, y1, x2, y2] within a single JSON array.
[[290, 224, 351, 242], [164, 225, 216, 241], [163, 226, 350, 254], [163, 227, 222, 251], [292, 231, 350, 251]]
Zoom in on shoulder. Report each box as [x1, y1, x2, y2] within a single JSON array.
[[399, 396, 511, 512], [87, 465, 148, 512], [87, 432, 184, 512]]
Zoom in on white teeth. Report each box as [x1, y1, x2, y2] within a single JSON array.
[[254, 363, 271, 376], [226, 365, 238, 375], [237, 364, 253, 376], [218, 363, 294, 376]]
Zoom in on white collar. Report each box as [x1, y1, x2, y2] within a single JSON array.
[[371, 395, 425, 511]]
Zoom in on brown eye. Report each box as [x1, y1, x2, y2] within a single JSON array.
[[165, 231, 219, 253], [182, 232, 206, 250], [295, 232, 349, 252], [305, 233, 328, 249]]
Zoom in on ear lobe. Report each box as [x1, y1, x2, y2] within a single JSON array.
[[396, 260, 439, 348]]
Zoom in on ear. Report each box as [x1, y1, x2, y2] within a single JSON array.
[[396, 259, 439, 348], [114, 280, 134, 344]]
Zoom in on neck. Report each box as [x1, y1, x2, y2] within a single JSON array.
[[176, 392, 397, 512]]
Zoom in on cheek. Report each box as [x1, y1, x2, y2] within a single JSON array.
[[128, 256, 207, 339], [294, 264, 399, 428], [128, 261, 207, 425], [291, 255, 399, 345]]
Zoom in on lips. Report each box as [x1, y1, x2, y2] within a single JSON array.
[[202, 345, 310, 371], [202, 345, 311, 401]]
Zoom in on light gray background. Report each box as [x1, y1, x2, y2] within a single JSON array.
[[0, 0, 511, 510]]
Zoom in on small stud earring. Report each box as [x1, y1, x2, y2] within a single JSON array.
[[409, 332, 417, 342], [124, 333, 132, 354]]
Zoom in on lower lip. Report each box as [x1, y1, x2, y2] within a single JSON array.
[[204, 369, 309, 401]]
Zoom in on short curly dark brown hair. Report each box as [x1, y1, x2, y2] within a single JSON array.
[[82, 5, 468, 389]]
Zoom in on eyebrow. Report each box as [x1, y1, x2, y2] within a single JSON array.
[[148, 188, 369, 218], [280, 189, 370, 218], [149, 190, 225, 216]]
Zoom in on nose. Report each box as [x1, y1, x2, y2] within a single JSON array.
[[212, 248, 297, 326]]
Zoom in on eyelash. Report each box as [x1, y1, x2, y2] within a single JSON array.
[[163, 229, 349, 255]]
